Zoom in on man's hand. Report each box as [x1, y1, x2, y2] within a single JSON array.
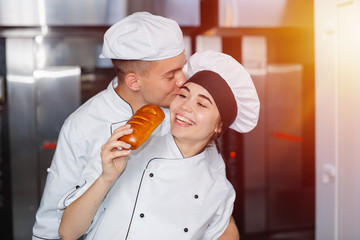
[[218, 216, 239, 240]]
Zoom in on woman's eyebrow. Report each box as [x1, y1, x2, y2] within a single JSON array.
[[198, 94, 213, 105], [180, 86, 190, 92], [181, 85, 213, 104]]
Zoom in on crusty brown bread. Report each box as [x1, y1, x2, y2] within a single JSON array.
[[118, 104, 165, 150]]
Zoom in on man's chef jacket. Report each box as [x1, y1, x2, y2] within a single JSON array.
[[59, 131, 235, 240]]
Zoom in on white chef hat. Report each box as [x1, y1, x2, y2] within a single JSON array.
[[187, 50, 260, 133], [100, 12, 185, 61]]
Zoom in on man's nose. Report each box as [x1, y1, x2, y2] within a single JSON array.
[[175, 72, 186, 87]]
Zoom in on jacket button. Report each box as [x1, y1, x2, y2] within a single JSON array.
[[184, 228, 188, 232], [140, 213, 145, 218], [194, 194, 199, 199], [149, 173, 154, 177]]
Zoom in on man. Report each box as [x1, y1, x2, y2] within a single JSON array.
[[32, 12, 239, 239]]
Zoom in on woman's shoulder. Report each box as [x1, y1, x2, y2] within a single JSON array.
[[204, 144, 226, 171]]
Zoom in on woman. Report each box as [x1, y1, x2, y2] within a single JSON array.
[[58, 50, 260, 240]]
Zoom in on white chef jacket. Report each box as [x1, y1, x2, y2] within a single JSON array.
[[33, 78, 150, 239], [32, 77, 229, 240], [59, 132, 235, 240]]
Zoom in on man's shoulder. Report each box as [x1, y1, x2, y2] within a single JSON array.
[[61, 90, 109, 130], [70, 87, 114, 119]]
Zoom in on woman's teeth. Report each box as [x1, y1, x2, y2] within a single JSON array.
[[176, 115, 195, 125]]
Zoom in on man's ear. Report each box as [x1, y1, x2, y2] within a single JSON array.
[[124, 73, 140, 91]]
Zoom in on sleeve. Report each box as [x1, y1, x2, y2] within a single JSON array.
[[202, 181, 236, 240], [56, 147, 104, 234], [32, 117, 89, 239]]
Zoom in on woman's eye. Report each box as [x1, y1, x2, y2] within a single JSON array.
[[179, 93, 187, 98], [198, 102, 207, 108]]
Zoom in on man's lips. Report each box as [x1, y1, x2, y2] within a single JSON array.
[[175, 114, 195, 126]]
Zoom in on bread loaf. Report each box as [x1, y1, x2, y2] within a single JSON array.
[[119, 104, 165, 150]]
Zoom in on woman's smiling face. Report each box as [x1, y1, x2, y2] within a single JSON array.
[[170, 82, 222, 149]]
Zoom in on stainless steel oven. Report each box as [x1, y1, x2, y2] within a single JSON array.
[[4, 29, 114, 239]]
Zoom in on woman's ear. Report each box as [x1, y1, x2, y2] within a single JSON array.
[[214, 121, 223, 134], [124, 73, 140, 91]]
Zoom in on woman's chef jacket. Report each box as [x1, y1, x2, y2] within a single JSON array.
[[59, 131, 235, 240], [33, 78, 229, 240]]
